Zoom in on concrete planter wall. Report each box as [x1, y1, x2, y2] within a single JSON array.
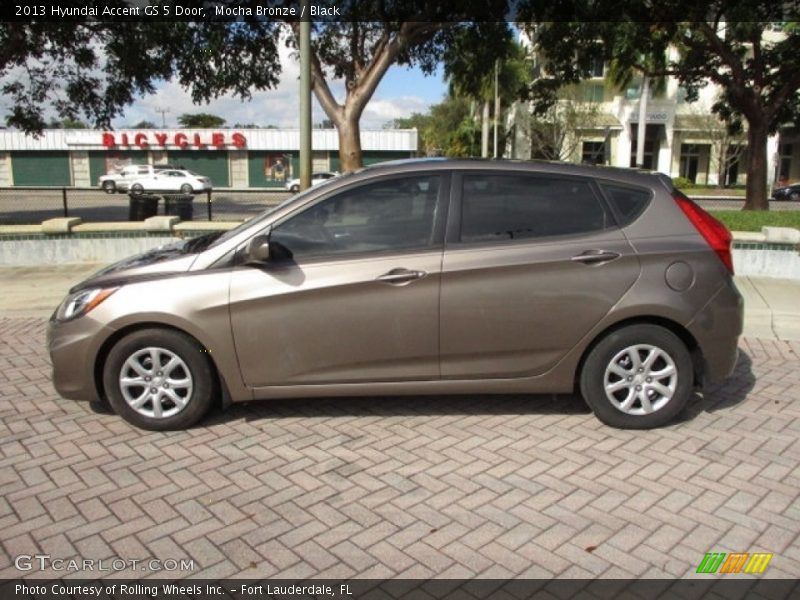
[[732, 228, 800, 279], [1, 220, 798, 280]]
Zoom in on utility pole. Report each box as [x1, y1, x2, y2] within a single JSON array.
[[635, 76, 649, 168], [299, 0, 312, 191], [493, 59, 500, 159], [155, 107, 170, 128]]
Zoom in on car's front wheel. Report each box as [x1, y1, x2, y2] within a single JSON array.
[[579, 324, 693, 429], [790, 190, 800, 202], [103, 328, 215, 430], [290, 184, 300, 193], [129, 184, 144, 196], [180, 184, 193, 194]]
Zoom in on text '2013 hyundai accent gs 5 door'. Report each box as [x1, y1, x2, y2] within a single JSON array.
[[47, 159, 743, 431]]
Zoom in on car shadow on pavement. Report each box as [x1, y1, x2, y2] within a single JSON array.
[[208, 391, 594, 426], [674, 349, 756, 424], [87, 351, 755, 427]]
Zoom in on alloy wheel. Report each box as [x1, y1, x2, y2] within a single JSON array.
[[603, 344, 677, 415], [118, 347, 193, 419]]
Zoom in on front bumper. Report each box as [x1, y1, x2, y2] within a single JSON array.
[[47, 315, 115, 402]]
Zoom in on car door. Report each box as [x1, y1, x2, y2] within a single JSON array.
[[158, 170, 180, 191], [439, 171, 640, 379], [229, 172, 448, 388]]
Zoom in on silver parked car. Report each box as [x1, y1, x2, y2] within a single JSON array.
[[48, 159, 743, 431]]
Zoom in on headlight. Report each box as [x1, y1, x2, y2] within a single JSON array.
[[55, 288, 118, 322]]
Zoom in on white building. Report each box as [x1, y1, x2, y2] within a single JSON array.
[[509, 29, 800, 187], [0, 128, 418, 188]]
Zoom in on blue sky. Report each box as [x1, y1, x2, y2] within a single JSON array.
[[113, 50, 449, 130]]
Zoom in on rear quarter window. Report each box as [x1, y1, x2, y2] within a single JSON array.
[[599, 183, 652, 226]]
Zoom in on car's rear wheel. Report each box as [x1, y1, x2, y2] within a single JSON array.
[[180, 184, 193, 194], [103, 328, 214, 430], [290, 184, 300, 193], [129, 184, 144, 196], [102, 181, 116, 194], [579, 324, 693, 429], [790, 190, 800, 202]]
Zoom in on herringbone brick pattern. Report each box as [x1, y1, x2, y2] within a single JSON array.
[[1, 317, 799, 578]]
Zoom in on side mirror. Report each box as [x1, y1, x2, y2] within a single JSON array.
[[244, 235, 293, 264], [244, 235, 271, 263]]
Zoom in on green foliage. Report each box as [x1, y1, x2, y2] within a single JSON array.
[[708, 210, 800, 232], [47, 118, 87, 129], [0, 5, 282, 132], [177, 113, 226, 128], [131, 120, 157, 129], [672, 177, 693, 189]]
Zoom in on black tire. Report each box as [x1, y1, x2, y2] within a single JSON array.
[[102, 181, 116, 194], [180, 183, 193, 194], [290, 184, 300, 193], [103, 328, 215, 430], [579, 324, 693, 429], [790, 191, 800, 202], [130, 184, 144, 196]]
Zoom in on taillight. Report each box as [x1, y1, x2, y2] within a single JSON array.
[[673, 191, 734, 274]]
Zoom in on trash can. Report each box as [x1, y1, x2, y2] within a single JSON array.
[[128, 194, 159, 221], [163, 194, 194, 221]]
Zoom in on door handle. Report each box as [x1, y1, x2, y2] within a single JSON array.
[[570, 250, 621, 264], [376, 268, 427, 285]]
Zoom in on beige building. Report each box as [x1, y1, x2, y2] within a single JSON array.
[[509, 30, 800, 187]]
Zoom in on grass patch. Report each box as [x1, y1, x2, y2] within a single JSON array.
[[681, 187, 746, 197], [708, 210, 800, 232]]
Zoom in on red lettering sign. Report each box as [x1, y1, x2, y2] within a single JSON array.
[[100, 131, 247, 149], [232, 132, 246, 148]]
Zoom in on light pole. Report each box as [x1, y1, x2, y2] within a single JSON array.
[[299, 0, 312, 191]]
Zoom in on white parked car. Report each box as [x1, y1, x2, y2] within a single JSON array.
[[128, 170, 212, 196], [285, 171, 339, 193], [98, 164, 183, 194]]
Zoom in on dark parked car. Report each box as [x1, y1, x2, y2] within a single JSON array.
[[48, 159, 743, 431], [772, 183, 800, 201]]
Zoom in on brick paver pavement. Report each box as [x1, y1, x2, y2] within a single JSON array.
[[1, 317, 799, 579]]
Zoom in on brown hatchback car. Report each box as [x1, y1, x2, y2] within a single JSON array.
[[48, 159, 743, 430]]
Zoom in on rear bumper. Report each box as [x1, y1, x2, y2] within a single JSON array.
[[687, 277, 744, 385]]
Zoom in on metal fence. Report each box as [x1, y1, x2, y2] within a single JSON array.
[[0, 187, 291, 225], [2, 187, 797, 226]]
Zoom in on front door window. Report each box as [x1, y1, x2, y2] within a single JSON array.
[[270, 175, 441, 259]]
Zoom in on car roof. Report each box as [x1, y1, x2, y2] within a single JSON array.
[[352, 158, 667, 189]]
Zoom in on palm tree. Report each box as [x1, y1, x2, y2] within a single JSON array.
[[443, 26, 531, 158]]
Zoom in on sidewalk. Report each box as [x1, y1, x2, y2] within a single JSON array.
[[0, 264, 798, 341]]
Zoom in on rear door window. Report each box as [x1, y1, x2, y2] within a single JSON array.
[[458, 173, 612, 243]]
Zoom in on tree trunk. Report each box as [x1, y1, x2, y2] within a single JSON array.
[[337, 116, 362, 172], [743, 121, 769, 211], [481, 100, 490, 158]]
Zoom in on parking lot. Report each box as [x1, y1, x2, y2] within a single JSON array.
[[1, 308, 799, 578]]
